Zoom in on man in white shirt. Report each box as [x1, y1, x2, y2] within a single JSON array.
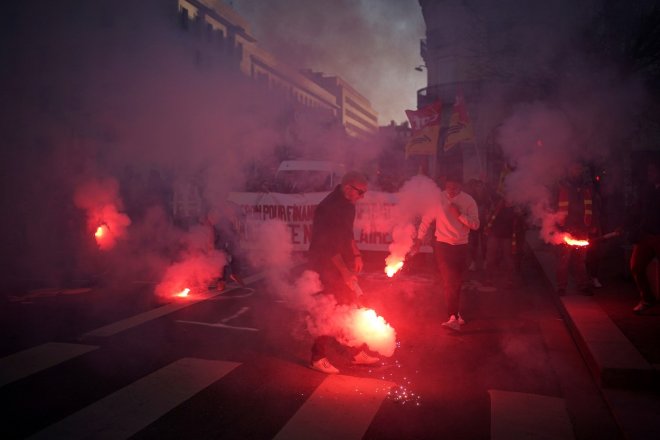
[[414, 175, 480, 330]]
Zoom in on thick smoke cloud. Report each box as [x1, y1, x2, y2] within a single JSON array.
[[73, 178, 131, 251], [461, 1, 652, 242], [384, 175, 441, 274], [494, 74, 646, 242], [0, 0, 397, 292], [249, 220, 396, 357], [154, 223, 227, 300]]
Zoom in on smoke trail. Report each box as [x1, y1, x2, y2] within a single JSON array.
[[384, 174, 442, 274], [248, 218, 397, 356], [73, 177, 131, 251], [154, 223, 227, 300]]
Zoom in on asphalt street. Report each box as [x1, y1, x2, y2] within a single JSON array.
[[0, 252, 622, 439]]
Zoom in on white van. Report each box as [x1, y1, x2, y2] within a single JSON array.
[[274, 160, 346, 193]]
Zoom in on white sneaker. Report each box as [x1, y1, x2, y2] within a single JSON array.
[[633, 301, 655, 315], [592, 277, 603, 288], [310, 357, 339, 374], [352, 350, 380, 365], [457, 313, 466, 325], [441, 315, 461, 331]]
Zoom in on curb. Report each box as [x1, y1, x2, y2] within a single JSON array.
[[526, 232, 658, 389]]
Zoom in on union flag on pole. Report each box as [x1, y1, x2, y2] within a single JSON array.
[[404, 101, 442, 158], [443, 88, 474, 151]]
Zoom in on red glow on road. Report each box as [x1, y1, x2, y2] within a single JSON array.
[[562, 233, 589, 247]]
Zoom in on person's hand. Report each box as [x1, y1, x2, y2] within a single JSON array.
[[354, 255, 364, 273], [448, 203, 461, 219], [342, 271, 357, 289]]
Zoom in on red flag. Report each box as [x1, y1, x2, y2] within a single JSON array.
[[404, 101, 442, 158]]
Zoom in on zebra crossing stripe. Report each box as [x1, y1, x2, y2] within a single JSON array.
[[0, 342, 98, 388], [489, 389, 574, 440], [80, 270, 271, 340], [29, 358, 239, 440], [273, 374, 395, 440], [80, 294, 222, 339]]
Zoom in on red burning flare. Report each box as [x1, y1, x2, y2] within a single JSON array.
[[385, 258, 404, 278], [351, 308, 396, 357], [561, 233, 589, 247], [94, 224, 113, 249], [355, 308, 390, 335], [95, 224, 108, 239], [175, 288, 191, 298]]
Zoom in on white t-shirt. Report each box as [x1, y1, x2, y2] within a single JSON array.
[[417, 190, 480, 245]]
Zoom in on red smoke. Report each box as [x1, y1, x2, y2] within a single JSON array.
[[155, 250, 226, 300], [74, 178, 131, 251], [297, 271, 397, 357], [384, 175, 441, 277], [155, 224, 227, 300]]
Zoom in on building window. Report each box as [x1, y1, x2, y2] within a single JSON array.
[[235, 42, 243, 62], [179, 7, 189, 30], [206, 23, 214, 42], [217, 29, 225, 47]]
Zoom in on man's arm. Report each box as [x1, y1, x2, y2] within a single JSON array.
[[331, 253, 357, 287], [417, 211, 433, 242], [457, 198, 480, 231], [412, 211, 434, 252], [350, 239, 363, 272]]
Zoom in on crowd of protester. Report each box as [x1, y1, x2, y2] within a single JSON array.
[[112, 157, 658, 315]]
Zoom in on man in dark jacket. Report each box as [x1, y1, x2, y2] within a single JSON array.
[[308, 171, 379, 373]]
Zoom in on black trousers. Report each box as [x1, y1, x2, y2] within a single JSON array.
[[310, 264, 364, 362], [433, 241, 469, 318]]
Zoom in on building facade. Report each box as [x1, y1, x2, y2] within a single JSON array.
[[178, 0, 378, 138], [302, 71, 379, 139]]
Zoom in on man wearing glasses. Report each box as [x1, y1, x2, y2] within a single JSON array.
[[308, 171, 380, 373]]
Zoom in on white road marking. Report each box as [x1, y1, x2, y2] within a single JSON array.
[[8, 288, 94, 302], [489, 389, 574, 440], [176, 320, 260, 332], [208, 289, 255, 300], [80, 294, 219, 339], [176, 306, 260, 331], [80, 271, 269, 339], [29, 358, 240, 440], [273, 374, 395, 440], [221, 306, 250, 323], [0, 343, 98, 388]]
